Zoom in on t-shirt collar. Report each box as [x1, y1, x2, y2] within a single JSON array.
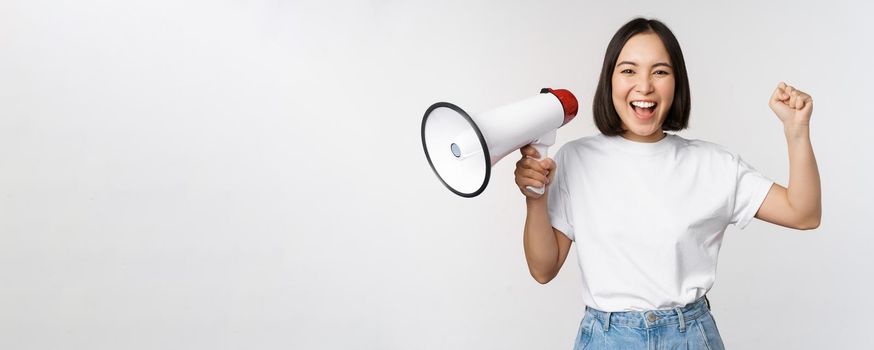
[[602, 132, 678, 155]]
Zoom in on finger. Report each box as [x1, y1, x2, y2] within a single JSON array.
[[522, 158, 546, 173], [541, 158, 555, 171], [777, 82, 789, 97], [520, 145, 539, 159], [519, 145, 530, 158], [802, 96, 814, 111], [523, 168, 549, 184], [798, 93, 811, 109], [782, 85, 794, 102], [771, 86, 787, 103], [788, 91, 796, 104], [540, 158, 555, 171], [797, 91, 809, 102]]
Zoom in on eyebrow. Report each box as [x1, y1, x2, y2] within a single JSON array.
[[616, 61, 673, 69]]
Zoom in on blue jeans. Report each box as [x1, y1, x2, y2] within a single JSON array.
[[573, 296, 725, 350]]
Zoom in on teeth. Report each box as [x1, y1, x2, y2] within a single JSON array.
[[631, 101, 656, 108]]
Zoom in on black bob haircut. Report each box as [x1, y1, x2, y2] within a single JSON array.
[[593, 18, 691, 136]]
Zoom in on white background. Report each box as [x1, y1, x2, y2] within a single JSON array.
[[2, 0, 872, 349]]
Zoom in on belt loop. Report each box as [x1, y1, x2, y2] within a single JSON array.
[[704, 295, 711, 310], [603, 312, 611, 332], [675, 307, 686, 333]]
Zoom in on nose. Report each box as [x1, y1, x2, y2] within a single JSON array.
[[635, 74, 654, 95]]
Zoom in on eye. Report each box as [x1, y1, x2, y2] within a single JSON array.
[[654, 70, 670, 76], [620, 69, 634, 74]]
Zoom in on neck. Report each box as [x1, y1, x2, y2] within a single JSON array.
[[620, 130, 666, 143]]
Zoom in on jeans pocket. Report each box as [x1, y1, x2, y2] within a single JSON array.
[[574, 312, 596, 350], [693, 312, 726, 350]]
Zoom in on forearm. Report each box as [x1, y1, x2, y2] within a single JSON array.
[[784, 124, 822, 225], [523, 197, 559, 280]]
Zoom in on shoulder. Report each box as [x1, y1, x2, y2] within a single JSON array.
[[673, 135, 741, 162], [554, 133, 609, 158], [672, 134, 724, 151]]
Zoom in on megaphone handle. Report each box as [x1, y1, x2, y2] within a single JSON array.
[[525, 131, 556, 195], [525, 145, 548, 195]]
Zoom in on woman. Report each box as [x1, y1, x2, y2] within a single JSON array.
[[515, 18, 821, 349]]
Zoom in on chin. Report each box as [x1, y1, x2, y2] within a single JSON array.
[[621, 117, 664, 136]]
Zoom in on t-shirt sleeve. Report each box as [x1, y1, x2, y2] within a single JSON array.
[[729, 154, 774, 230], [547, 148, 575, 241]]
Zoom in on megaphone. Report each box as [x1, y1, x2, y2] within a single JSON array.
[[421, 88, 578, 197]]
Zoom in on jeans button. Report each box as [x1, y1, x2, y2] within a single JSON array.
[[646, 312, 657, 322]]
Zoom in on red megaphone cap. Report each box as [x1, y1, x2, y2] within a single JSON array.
[[541, 88, 578, 126]]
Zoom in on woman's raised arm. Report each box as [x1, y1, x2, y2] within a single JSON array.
[[755, 82, 822, 230]]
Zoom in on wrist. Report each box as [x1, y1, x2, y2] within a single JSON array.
[[783, 122, 810, 140], [526, 195, 549, 207]]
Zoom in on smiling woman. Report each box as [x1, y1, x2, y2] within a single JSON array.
[[513, 17, 822, 350], [593, 19, 690, 142]]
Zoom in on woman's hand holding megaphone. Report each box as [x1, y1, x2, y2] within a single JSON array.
[[515, 145, 556, 200]]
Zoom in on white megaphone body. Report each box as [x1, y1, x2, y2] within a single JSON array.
[[421, 88, 578, 197]]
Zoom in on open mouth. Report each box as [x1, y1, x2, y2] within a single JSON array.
[[629, 100, 657, 119]]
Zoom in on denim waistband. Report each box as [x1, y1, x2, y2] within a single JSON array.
[[584, 295, 711, 330]]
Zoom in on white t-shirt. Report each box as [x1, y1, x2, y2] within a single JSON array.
[[547, 133, 774, 312]]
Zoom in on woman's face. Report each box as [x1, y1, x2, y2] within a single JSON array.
[[611, 32, 675, 142]]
